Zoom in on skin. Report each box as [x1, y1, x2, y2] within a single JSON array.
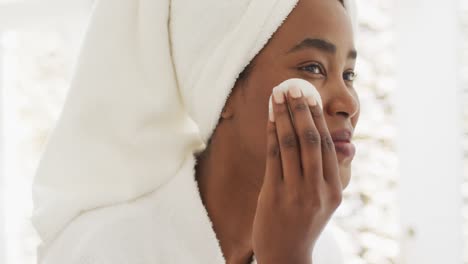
[[194, 0, 360, 263]]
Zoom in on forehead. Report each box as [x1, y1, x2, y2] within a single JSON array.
[[268, 0, 355, 54]]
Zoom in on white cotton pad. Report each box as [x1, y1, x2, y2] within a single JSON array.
[[268, 78, 323, 113]]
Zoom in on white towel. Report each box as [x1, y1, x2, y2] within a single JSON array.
[[31, 0, 357, 261]]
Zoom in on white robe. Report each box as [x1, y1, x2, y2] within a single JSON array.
[[39, 153, 344, 264]]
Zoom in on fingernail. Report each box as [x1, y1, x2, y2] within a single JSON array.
[[307, 96, 317, 106], [273, 89, 285, 104], [289, 86, 302, 98], [269, 109, 275, 122]]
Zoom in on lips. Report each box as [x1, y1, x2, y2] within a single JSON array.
[[330, 129, 356, 159]]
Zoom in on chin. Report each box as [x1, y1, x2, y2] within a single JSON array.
[[339, 166, 352, 190], [341, 175, 351, 190]]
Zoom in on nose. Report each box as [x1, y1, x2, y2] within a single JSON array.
[[324, 81, 359, 119]]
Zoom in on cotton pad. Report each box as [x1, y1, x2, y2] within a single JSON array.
[[268, 78, 323, 114]]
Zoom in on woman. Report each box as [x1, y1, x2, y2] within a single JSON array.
[[32, 0, 359, 263]]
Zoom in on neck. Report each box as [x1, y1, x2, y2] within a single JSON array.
[[195, 127, 264, 264]]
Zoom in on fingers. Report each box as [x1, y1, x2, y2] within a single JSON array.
[[268, 84, 340, 191], [308, 103, 341, 189], [284, 87, 323, 184], [264, 116, 282, 187], [271, 89, 302, 187]]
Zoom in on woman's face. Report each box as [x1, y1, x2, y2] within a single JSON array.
[[225, 0, 359, 189]]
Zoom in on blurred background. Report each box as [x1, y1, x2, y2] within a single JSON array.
[[0, 0, 465, 263]]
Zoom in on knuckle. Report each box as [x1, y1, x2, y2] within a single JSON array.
[[303, 129, 320, 146], [268, 143, 280, 158], [321, 134, 335, 151], [267, 125, 276, 135], [310, 105, 323, 118], [274, 104, 289, 116], [281, 133, 298, 149], [293, 102, 308, 113]]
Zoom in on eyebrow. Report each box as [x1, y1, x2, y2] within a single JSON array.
[[286, 38, 357, 59]]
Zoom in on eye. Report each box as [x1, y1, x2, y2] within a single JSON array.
[[300, 63, 325, 75], [343, 70, 357, 82]]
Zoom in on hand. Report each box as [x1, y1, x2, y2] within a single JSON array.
[[252, 87, 342, 264]]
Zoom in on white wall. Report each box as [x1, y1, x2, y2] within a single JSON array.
[[396, 0, 464, 263], [0, 1, 92, 31]]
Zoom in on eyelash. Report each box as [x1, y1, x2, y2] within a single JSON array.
[[299, 63, 357, 82]]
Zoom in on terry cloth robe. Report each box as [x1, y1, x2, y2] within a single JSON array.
[[31, 0, 357, 263], [39, 154, 346, 263]]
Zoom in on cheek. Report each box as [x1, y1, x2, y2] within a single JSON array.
[[235, 60, 299, 160], [235, 93, 269, 162], [236, 78, 280, 161]]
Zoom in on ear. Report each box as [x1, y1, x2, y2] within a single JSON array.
[[220, 92, 236, 120], [220, 103, 234, 119]]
